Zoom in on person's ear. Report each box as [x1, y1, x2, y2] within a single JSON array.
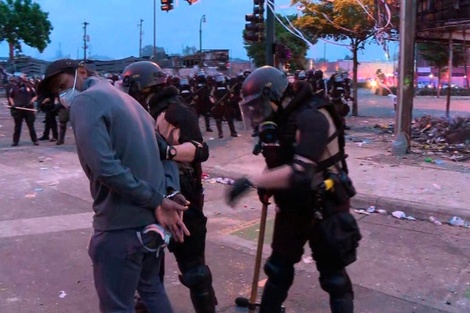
[[77, 67, 88, 79]]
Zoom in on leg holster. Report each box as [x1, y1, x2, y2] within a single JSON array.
[[179, 265, 217, 313]]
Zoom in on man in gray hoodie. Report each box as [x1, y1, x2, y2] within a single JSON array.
[[38, 59, 189, 313]]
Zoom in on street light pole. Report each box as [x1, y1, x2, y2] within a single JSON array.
[[199, 15, 206, 53], [138, 19, 144, 58], [199, 15, 206, 67]]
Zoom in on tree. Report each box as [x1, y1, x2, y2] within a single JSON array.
[[417, 42, 466, 98], [0, 0, 52, 64], [292, 0, 398, 116], [182, 45, 197, 56], [141, 45, 167, 60], [243, 14, 310, 70]]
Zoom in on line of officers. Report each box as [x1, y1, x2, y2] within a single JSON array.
[[164, 70, 249, 139], [164, 68, 354, 139]]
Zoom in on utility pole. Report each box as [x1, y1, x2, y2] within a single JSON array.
[[139, 19, 144, 58], [153, 0, 156, 60], [446, 33, 453, 118], [393, 0, 417, 155], [83, 22, 89, 61], [266, 0, 275, 66]]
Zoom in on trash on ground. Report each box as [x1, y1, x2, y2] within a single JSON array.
[[411, 115, 470, 162], [392, 211, 406, 219], [25, 193, 36, 198], [429, 216, 442, 226], [448, 216, 468, 227], [405, 216, 416, 221], [34, 188, 44, 192], [432, 183, 441, 190], [366, 206, 376, 213], [377, 209, 387, 214], [353, 209, 370, 215], [59, 290, 67, 298]]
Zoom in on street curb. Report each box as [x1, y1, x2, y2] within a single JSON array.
[[203, 166, 470, 224], [351, 193, 470, 222]]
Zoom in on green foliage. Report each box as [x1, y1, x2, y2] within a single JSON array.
[[418, 42, 466, 70], [0, 0, 53, 60], [243, 14, 310, 70], [291, 0, 398, 116], [182, 45, 198, 56]]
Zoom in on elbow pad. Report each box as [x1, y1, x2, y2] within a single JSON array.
[[190, 140, 209, 163], [290, 158, 316, 190]]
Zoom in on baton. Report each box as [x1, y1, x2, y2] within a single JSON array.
[[2, 103, 37, 112], [234, 203, 286, 312]]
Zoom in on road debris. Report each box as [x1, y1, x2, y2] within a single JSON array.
[[410, 115, 470, 162]]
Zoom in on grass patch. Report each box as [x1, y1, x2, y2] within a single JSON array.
[[231, 218, 275, 245], [465, 287, 470, 299]]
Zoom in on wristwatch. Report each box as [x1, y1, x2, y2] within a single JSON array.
[[168, 146, 177, 160]]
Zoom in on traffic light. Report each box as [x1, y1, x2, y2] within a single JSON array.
[[243, 0, 265, 42], [161, 0, 174, 12]]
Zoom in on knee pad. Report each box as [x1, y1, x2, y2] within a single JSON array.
[[264, 256, 294, 288], [320, 271, 352, 298], [179, 265, 212, 289]]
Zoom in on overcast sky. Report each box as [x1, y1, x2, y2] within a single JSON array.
[[0, 0, 396, 62]]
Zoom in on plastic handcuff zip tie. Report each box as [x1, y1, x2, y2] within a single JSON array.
[[136, 224, 172, 257]]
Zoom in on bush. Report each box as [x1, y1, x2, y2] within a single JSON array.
[[416, 88, 470, 96]]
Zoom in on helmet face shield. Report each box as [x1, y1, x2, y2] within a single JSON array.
[[240, 93, 274, 128]]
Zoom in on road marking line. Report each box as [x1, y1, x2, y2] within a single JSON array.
[[0, 212, 93, 238]]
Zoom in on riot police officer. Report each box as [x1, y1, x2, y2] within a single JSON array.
[[179, 77, 194, 106], [121, 61, 217, 313], [227, 66, 360, 313], [210, 74, 238, 139], [327, 72, 351, 130], [192, 71, 213, 132]]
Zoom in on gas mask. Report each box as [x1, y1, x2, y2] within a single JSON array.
[[59, 69, 80, 109]]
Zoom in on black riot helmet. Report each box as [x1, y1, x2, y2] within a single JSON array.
[[240, 66, 289, 127], [314, 70, 324, 79], [120, 61, 167, 96]]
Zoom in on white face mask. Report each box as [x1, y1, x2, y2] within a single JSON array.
[[59, 69, 80, 109]]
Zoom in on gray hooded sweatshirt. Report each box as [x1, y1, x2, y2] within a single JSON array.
[[70, 77, 166, 231]]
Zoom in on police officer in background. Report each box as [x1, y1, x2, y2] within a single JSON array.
[[210, 74, 238, 139], [179, 77, 194, 105], [227, 66, 360, 313], [120, 61, 217, 313], [8, 76, 39, 146], [192, 70, 213, 132], [327, 72, 351, 130]]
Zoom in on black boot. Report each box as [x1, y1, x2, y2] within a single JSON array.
[[258, 280, 288, 313], [216, 120, 223, 138], [189, 286, 217, 313], [330, 293, 354, 313], [57, 126, 66, 145]]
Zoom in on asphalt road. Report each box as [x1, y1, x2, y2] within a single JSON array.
[[0, 89, 469, 312]]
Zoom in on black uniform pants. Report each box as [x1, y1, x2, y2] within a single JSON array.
[[42, 111, 58, 139], [259, 203, 353, 313], [12, 109, 37, 144]]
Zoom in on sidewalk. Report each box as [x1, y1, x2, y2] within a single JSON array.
[[202, 119, 470, 222]]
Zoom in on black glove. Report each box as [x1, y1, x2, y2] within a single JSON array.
[[156, 133, 169, 160], [227, 177, 254, 206], [257, 188, 272, 205]]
